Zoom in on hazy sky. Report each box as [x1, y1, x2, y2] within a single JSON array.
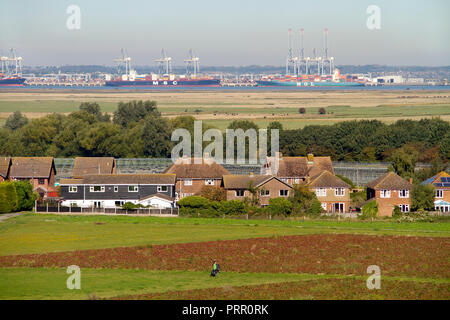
[[1, 0, 449, 66]]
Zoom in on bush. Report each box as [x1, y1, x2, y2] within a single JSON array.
[[15, 180, 37, 211], [307, 199, 323, 217], [219, 200, 246, 216], [411, 184, 434, 211], [178, 196, 211, 209], [0, 181, 18, 213], [298, 107, 306, 114], [199, 186, 226, 202], [266, 197, 292, 216], [122, 202, 139, 210], [318, 107, 326, 115], [392, 205, 402, 218], [359, 200, 378, 219]]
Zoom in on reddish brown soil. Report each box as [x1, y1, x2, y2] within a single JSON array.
[[1, 234, 449, 278], [115, 278, 450, 300]]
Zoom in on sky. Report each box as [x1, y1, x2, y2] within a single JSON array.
[[1, 0, 449, 67]]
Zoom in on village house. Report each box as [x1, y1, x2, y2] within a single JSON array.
[[60, 174, 176, 209], [163, 156, 230, 199], [264, 153, 334, 184], [421, 171, 450, 213], [222, 174, 293, 206], [9, 157, 57, 199], [308, 170, 351, 213], [366, 172, 413, 217], [71, 157, 116, 178], [0, 157, 11, 182]]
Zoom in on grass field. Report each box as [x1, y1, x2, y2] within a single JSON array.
[[0, 90, 449, 130], [0, 213, 449, 300], [1, 213, 450, 256]]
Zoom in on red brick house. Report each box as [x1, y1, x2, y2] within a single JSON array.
[[164, 156, 230, 199], [9, 157, 57, 199], [72, 157, 116, 178], [264, 153, 334, 185], [308, 170, 351, 213], [366, 172, 412, 217], [222, 174, 292, 206], [0, 157, 11, 182], [422, 171, 450, 213]]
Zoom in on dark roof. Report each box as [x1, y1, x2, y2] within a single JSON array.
[[276, 157, 309, 177], [72, 157, 115, 178], [0, 157, 11, 178], [139, 193, 174, 202], [60, 174, 176, 185], [308, 170, 350, 188], [366, 172, 412, 190], [164, 157, 230, 179], [421, 171, 450, 188], [10, 157, 55, 178], [222, 175, 291, 189]]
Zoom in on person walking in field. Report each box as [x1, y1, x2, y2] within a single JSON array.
[[210, 259, 220, 277]]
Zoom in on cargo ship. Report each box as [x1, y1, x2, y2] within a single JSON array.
[[105, 73, 220, 87], [257, 69, 366, 87], [0, 75, 26, 86]]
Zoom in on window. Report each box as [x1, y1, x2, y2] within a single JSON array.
[[182, 193, 193, 197], [184, 179, 193, 186], [157, 185, 168, 192], [205, 179, 214, 186], [321, 203, 327, 211], [115, 201, 124, 207], [315, 188, 326, 197], [399, 190, 409, 198], [90, 185, 105, 192], [279, 189, 289, 196], [114, 186, 118, 192], [260, 189, 270, 196], [38, 178, 45, 185], [399, 204, 409, 212], [380, 190, 391, 198], [293, 178, 300, 184], [128, 185, 138, 192], [335, 188, 345, 196], [69, 186, 77, 193], [436, 189, 443, 198], [235, 190, 245, 197]]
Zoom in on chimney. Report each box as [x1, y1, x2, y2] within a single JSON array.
[[409, 178, 413, 184]]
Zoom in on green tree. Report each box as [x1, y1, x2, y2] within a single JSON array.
[[266, 197, 292, 216], [79, 102, 110, 122], [389, 147, 418, 179], [113, 100, 159, 127], [289, 184, 320, 215], [0, 181, 18, 213], [142, 115, 173, 157], [14, 180, 37, 211], [360, 200, 378, 219], [4, 111, 28, 131], [411, 184, 435, 211], [199, 186, 226, 202]]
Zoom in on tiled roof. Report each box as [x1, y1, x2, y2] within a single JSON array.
[[222, 175, 291, 189], [307, 156, 334, 177], [0, 157, 11, 178], [72, 157, 115, 178], [10, 157, 55, 178], [308, 170, 351, 188], [276, 157, 309, 177], [164, 157, 230, 179], [139, 193, 174, 202], [366, 172, 412, 190], [60, 174, 176, 185]]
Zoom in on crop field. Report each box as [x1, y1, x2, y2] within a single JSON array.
[[0, 90, 449, 130], [0, 213, 449, 300]]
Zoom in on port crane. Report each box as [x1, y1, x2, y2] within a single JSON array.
[[113, 49, 132, 76], [184, 49, 200, 76], [0, 49, 23, 76], [155, 49, 172, 75]]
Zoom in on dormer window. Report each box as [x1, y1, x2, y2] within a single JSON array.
[[205, 179, 214, 186]]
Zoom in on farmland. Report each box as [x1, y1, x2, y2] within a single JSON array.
[[0, 213, 449, 300], [0, 89, 449, 130]]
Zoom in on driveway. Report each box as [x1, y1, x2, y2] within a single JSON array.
[[0, 212, 24, 221]]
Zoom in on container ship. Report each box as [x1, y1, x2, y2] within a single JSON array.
[[0, 75, 26, 86], [105, 72, 220, 87], [257, 69, 365, 87]]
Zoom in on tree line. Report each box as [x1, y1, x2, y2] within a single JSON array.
[[1, 101, 449, 166]]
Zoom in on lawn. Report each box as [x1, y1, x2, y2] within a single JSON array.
[[0, 213, 449, 256], [1, 267, 447, 300]]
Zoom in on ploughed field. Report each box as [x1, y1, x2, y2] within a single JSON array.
[[0, 213, 449, 299]]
